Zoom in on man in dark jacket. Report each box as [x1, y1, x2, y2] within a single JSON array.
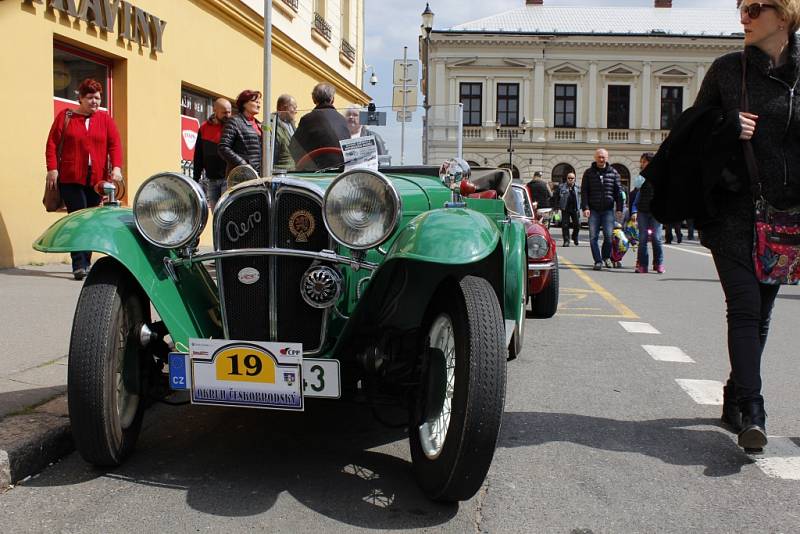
[[290, 83, 351, 171], [527, 171, 553, 209], [193, 98, 231, 209], [581, 148, 623, 270], [555, 172, 581, 247]]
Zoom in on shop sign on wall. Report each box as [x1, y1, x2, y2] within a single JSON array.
[[27, 0, 167, 53]]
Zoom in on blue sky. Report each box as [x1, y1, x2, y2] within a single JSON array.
[[362, 0, 738, 163]]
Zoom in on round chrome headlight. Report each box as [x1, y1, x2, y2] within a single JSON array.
[[133, 172, 208, 249], [527, 234, 549, 259], [322, 170, 401, 250]]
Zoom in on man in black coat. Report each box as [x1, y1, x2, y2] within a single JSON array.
[[290, 83, 351, 171], [580, 148, 623, 270], [555, 172, 581, 247]]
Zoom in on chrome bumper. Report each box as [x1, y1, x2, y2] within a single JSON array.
[[528, 261, 555, 272], [164, 248, 378, 281]]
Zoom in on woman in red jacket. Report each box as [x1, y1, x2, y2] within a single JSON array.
[[45, 78, 123, 280]]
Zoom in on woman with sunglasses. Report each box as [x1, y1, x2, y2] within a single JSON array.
[[693, 0, 800, 453]]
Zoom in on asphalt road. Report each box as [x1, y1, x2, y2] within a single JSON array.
[[2, 233, 800, 533]]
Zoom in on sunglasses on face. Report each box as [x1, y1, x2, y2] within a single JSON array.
[[740, 2, 778, 19]]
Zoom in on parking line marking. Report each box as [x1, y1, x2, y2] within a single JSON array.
[[675, 379, 723, 405], [643, 345, 695, 363], [753, 437, 800, 480], [619, 321, 661, 334], [560, 257, 639, 319], [663, 244, 713, 258]]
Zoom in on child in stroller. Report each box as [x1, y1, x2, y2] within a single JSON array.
[[610, 220, 639, 268]]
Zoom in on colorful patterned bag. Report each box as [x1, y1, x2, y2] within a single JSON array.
[[740, 53, 800, 285], [753, 199, 800, 285]]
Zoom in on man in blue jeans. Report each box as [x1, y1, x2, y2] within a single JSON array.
[[580, 148, 623, 270]]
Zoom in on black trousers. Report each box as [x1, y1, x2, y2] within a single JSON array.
[[712, 252, 780, 408], [561, 209, 580, 244], [59, 181, 101, 271]]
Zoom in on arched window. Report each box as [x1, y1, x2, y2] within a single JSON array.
[[612, 163, 630, 191], [466, 160, 481, 169], [551, 163, 575, 184], [499, 163, 519, 179]]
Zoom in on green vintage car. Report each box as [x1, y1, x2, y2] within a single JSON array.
[[33, 111, 527, 502]]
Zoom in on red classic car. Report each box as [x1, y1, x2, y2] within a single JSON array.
[[507, 183, 559, 318]]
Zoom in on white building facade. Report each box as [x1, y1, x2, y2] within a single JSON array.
[[420, 0, 743, 188]]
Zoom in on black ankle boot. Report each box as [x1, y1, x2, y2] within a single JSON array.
[[720, 385, 742, 433], [738, 401, 767, 453]]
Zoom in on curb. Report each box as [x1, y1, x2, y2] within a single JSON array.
[[0, 395, 72, 489]]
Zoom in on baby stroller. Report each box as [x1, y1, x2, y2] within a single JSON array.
[[610, 222, 632, 268]]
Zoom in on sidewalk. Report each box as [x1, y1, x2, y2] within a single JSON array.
[[0, 262, 80, 489]]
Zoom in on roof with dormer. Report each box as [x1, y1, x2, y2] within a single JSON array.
[[445, 6, 743, 38]]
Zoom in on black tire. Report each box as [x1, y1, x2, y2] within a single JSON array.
[[67, 259, 149, 466], [531, 254, 559, 318], [410, 276, 507, 502]]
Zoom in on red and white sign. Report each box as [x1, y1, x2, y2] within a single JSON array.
[[181, 115, 201, 161]]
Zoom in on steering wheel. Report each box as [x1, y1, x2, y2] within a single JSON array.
[[294, 146, 344, 171]]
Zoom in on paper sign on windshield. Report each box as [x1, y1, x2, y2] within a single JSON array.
[[340, 136, 379, 172]]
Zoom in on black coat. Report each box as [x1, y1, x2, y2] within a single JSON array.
[[641, 105, 742, 225], [580, 163, 623, 212], [218, 113, 262, 176], [649, 38, 800, 264], [290, 104, 351, 171]]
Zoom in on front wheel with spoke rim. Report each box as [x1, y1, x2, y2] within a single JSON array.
[[67, 258, 149, 466], [410, 275, 507, 502]]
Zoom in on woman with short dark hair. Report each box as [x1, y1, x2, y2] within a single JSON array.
[[218, 89, 263, 177], [44, 78, 123, 280]]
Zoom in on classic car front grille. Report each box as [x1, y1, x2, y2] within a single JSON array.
[[215, 185, 330, 351], [273, 191, 328, 348]]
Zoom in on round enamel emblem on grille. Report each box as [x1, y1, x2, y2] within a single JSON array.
[[237, 267, 260, 285], [289, 209, 315, 243]]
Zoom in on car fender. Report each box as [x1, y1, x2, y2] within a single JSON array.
[[385, 208, 501, 264], [502, 219, 527, 345], [332, 211, 519, 357], [33, 207, 222, 347]]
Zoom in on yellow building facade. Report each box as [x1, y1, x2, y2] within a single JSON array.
[[0, 0, 370, 267]]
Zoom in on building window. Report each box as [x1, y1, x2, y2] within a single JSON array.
[[180, 87, 215, 178], [552, 163, 576, 184], [53, 43, 112, 116], [607, 85, 630, 129], [660, 86, 683, 130], [612, 163, 631, 192], [460, 83, 482, 126], [496, 83, 519, 127], [499, 163, 520, 179], [341, 0, 350, 41], [554, 84, 577, 128]]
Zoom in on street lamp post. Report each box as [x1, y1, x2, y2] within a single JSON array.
[[497, 116, 529, 177], [420, 3, 434, 164]]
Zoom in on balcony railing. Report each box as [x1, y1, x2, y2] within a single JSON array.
[[313, 12, 332, 42], [281, 0, 298, 10], [340, 39, 356, 62], [463, 127, 482, 139], [606, 129, 630, 142], [496, 128, 523, 139], [553, 129, 577, 141]]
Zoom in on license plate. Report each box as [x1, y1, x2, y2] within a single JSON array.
[[302, 358, 340, 399], [189, 339, 304, 411]]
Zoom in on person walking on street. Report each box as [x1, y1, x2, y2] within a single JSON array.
[[274, 93, 297, 169], [581, 148, 623, 270], [193, 97, 231, 209], [219, 89, 263, 177], [665, 221, 684, 244], [45, 78, 123, 280], [527, 171, 553, 209], [556, 172, 581, 246], [630, 152, 664, 273], [647, 0, 800, 453]]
